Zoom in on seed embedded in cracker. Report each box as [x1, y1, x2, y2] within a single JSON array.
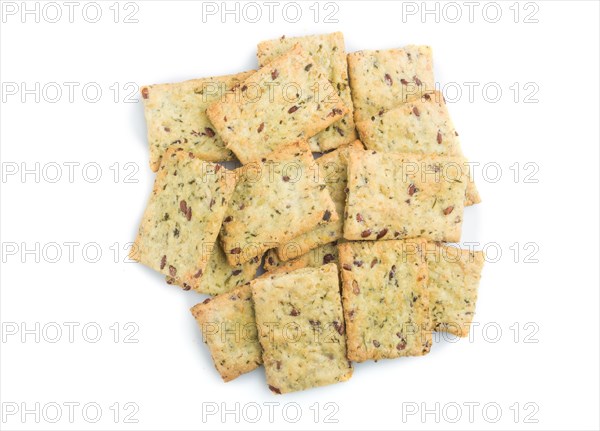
[[264, 241, 341, 273]]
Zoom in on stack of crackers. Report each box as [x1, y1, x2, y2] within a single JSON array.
[[131, 32, 485, 394]]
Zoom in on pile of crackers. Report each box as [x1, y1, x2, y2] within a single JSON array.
[[131, 32, 485, 394]]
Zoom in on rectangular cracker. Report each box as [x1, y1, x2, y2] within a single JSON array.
[[355, 91, 480, 205], [425, 243, 485, 337], [166, 242, 259, 295], [343, 149, 468, 242], [264, 241, 340, 273], [338, 240, 431, 362], [348, 45, 434, 123], [207, 44, 349, 164], [190, 285, 262, 382], [257, 32, 357, 152], [275, 141, 363, 261], [141, 71, 254, 171], [251, 264, 353, 394], [130, 148, 235, 286], [220, 141, 338, 265]]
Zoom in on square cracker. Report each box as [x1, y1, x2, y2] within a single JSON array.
[[251, 264, 353, 394], [207, 44, 349, 164], [141, 71, 253, 171], [275, 141, 363, 261], [338, 240, 431, 362], [190, 285, 262, 382], [130, 148, 235, 286], [425, 243, 485, 337], [348, 45, 434, 123], [343, 149, 468, 243], [166, 242, 259, 295], [220, 141, 338, 265], [264, 241, 340, 273], [355, 91, 480, 205], [257, 32, 357, 152]]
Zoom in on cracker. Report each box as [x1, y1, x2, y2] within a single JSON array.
[[251, 264, 353, 394], [166, 242, 259, 295], [190, 285, 262, 382], [141, 71, 253, 171], [343, 149, 468, 242], [356, 91, 459, 155], [425, 243, 485, 337], [130, 148, 235, 286], [275, 141, 363, 261], [355, 91, 480, 205], [348, 45, 434, 122], [207, 44, 349, 164], [257, 32, 357, 152], [220, 141, 338, 265], [338, 240, 431, 362], [264, 241, 340, 273]]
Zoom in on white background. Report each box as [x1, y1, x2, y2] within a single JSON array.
[[1, 1, 599, 430]]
